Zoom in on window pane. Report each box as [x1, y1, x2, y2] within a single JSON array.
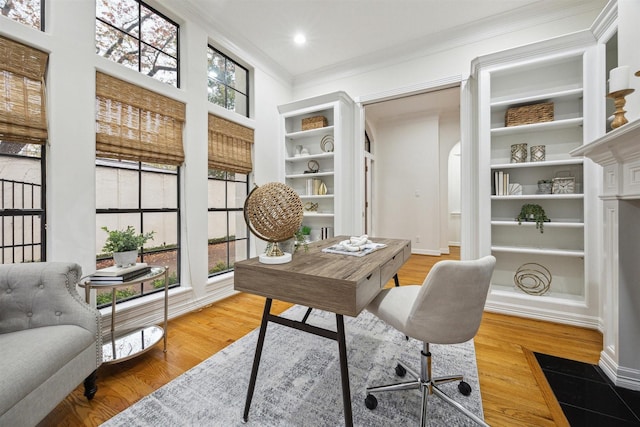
[[143, 212, 177, 250], [208, 81, 227, 108], [207, 51, 225, 83], [96, 20, 140, 73], [96, 213, 141, 256], [140, 48, 177, 86], [96, 0, 140, 38], [0, 0, 41, 30], [227, 180, 246, 209], [227, 62, 247, 93], [141, 167, 177, 209], [208, 179, 225, 209], [232, 211, 247, 240], [207, 239, 230, 274], [231, 90, 248, 116], [231, 238, 247, 266], [96, 163, 140, 210], [208, 211, 228, 242], [140, 5, 177, 57]]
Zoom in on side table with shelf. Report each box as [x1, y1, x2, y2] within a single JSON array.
[[80, 266, 169, 364]]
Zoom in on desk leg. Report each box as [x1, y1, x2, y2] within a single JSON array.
[[336, 314, 353, 427], [394, 273, 400, 287], [242, 298, 272, 423]]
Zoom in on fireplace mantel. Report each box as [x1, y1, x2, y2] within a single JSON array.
[[571, 119, 640, 200], [571, 119, 640, 390]]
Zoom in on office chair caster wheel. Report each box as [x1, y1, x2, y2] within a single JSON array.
[[458, 381, 472, 396], [395, 363, 407, 377], [365, 394, 378, 410]]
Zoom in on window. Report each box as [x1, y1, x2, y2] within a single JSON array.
[[207, 170, 249, 276], [207, 46, 249, 117], [95, 72, 185, 307], [0, 0, 43, 30], [207, 115, 254, 276], [0, 36, 48, 264], [96, 0, 179, 87]]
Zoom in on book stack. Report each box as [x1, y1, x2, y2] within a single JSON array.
[[89, 263, 151, 283]]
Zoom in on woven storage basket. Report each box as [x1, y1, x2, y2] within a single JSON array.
[[505, 102, 554, 127], [301, 116, 328, 130]]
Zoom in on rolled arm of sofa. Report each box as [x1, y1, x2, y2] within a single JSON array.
[[0, 262, 101, 337]]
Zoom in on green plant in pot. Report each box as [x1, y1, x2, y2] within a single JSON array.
[[102, 226, 155, 267], [516, 204, 549, 233]]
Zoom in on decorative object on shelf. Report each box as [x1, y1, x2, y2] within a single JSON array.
[[536, 179, 552, 194], [516, 203, 549, 233], [530, 145, 546, 162], [304, 202, 318, 211], [609, 66, 630, 93], [295, 145, 303, 157], [514, 262, 552, 296], [505, 102, 553, 127], [320, 227, 334, 239], [607, 89, 635, 129], [306, 178, 313, 195], [300, 147, 310, 156], [508, 183, 522, 195], [320, 135, 334, 152], [301, 115, 328, 130], [317, 181, 328, 195], [243, 182, 304, 264], [510, 143, 527, 163], [305, 159, 319, 173], [312, 178, 323, 195], [101, 226, 155, 267], [552, 171, 575, 194]]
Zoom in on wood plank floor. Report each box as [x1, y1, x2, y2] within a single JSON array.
[[40, 248, 602, 426]]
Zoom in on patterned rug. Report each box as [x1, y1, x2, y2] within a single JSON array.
[[102, 305, 483, 426]]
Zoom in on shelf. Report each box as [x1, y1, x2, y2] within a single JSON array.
[[491, 194, 583, 200], [490, 284, 586, 303], [286, 171, 334, 179], [491, 220, 583, 228], [303, 212, 334, 217], [491, 246, 584, 257], [491, 158, 583, 170], [491, 117, 583, 135], [286, 153, 334, 162], [300, 195, 334, 199], [491, 87, 583, 109], [285, 126, 335, 140]]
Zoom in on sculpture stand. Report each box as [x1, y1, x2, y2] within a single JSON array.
[[607, 88, 635, 129]]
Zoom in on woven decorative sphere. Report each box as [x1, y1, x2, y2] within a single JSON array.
[[244, 182, 304, 244]]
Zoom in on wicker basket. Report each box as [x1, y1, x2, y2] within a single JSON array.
[[301, 116, 328, 130], [505, 102, 554, 127]]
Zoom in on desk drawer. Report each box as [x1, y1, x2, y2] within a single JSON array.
[[380, 251, 403, 287], [403, 242, 411, 261]]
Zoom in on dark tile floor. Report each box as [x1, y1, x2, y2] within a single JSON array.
[[535, 353, 640, 426]]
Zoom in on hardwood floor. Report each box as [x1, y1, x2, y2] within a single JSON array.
[[40, 248, 602, 426]]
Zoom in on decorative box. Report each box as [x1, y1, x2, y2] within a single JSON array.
[[301, 116, 328, 130], [505, 102, 554, 127]]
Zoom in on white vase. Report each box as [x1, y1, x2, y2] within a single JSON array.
[[113, 250, 137, 267]]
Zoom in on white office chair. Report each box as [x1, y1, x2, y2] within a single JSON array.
[[364, 256, 496, 427]]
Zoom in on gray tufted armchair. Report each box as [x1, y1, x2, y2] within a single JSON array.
[[0, 262, 102, 426]]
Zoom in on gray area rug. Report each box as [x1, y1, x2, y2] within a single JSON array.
[[103, 305, 483, 426]]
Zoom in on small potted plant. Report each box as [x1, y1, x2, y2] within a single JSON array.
[[102, 226, 155, 267], [516, 204, 549, 233]]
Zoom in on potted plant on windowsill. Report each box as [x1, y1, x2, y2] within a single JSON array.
[[516, 204, 549, 233], [102, 226, 155, 267]]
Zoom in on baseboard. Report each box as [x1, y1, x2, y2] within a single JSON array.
[[599, 351, 640, 391]]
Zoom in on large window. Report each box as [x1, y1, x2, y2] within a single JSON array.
[[0, 0, 43, 30], [207, 170, 249, 276], [95, 72, 185, 308], [96, 160, 179, 307], [96, 0, 179, 87], [0, 36, 48, 264], [207, 46, 249, 117]]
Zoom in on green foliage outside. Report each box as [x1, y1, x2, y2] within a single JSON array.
[[153, 271, 178, 289], [96, 287, 137, 306]]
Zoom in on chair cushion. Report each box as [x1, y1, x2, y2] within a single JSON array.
[[366, 285, 420, 335], [0, 325, 94, 415]]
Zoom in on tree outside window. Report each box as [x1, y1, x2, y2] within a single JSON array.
[[0, 0, 43, 30], [95, 0, 179, 87], [207, 46, 249, 117]]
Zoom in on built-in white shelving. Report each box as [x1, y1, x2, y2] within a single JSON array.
[[472, 35, 599, 326], [278, 92, 356, 241]]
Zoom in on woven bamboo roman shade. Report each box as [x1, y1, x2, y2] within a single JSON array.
[[96, 72, 185, 165], [0, 36, 49, 145], [208, 114, 254, 174]]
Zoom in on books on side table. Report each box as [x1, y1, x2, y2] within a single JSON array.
[[89, 263, 152, 283]]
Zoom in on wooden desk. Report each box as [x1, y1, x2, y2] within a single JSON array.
[[234, 236, 411, 426]]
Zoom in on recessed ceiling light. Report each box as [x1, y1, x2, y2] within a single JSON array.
[[294, 33, 306, 45]]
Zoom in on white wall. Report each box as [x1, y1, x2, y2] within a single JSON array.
[[372, 113, 440, 254]]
